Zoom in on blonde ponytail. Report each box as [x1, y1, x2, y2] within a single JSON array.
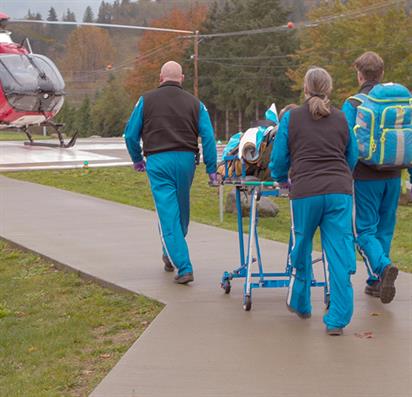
[[304, 68, 333, 120]]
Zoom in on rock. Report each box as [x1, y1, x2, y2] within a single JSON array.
[[258, 196, 280, 217], [225, 188, 279, 218], [399, 191, 412, 206]]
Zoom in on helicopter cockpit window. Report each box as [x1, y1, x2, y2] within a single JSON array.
[[0, 54, 65, 112], [0, 54, 64, 94]]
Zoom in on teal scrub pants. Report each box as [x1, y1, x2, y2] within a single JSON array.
[[146, 151, 196, 276], [287, 194, 356, 330], [354, 178, 401, 284]]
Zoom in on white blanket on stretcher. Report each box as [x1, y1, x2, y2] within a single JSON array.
[[238, 127, 260, 162]]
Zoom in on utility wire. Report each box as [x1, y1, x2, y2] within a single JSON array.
[[197, 60, 297, 69], [67, 38, 180, 76], [198, 55, 295, 61], [197, 0, 404, 38]]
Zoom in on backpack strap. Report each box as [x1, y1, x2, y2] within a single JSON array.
[[348, 93, 368, 108]]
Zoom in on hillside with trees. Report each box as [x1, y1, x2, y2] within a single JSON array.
[[8, 0, 411, 138]]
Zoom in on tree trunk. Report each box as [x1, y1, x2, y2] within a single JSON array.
[[225, 109, 229, 141], [214, 111, 218, 139]]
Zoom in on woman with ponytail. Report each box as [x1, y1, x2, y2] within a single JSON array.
[[269, 67, 359, 335]]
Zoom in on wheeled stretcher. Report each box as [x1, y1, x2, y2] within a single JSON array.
[[218, 156, 330, 311]]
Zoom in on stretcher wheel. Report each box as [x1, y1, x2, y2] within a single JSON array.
[[222, 280, 231, 294], [243, 295, 252, 311]]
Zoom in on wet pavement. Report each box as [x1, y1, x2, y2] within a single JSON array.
[[1, 176, 411, 397], [0, 137, 225, 172]]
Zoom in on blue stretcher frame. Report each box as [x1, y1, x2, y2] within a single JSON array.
[[219, 155, 330, 311]]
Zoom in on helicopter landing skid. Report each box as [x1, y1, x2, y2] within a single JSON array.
[[24, 132, 78, 148], [23, 123, 78, 149]]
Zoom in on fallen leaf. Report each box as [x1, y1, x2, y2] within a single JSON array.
[[354, 331, 374, 339], [369, 312, 381, 317], [16, 311, 27, 317], [141, 321, 149, 326], [28, 346, 37, 353], [100, 353, 111, 359]]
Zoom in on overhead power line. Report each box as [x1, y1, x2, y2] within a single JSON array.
[[197, 60, 297, 69], [197, 0, 404, 38], [65, 38, 181, 81], [198, 55, 295, 61]]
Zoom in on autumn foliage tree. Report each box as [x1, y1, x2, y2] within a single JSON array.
[[63, 27, 114, 81], [288, 0, 412, 104], [126, 5, 208, 100]]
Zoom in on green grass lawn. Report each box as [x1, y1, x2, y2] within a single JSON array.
[[5, 166, 412, 273], [0, 131, 52, 141], [0, 240, 163, 396]]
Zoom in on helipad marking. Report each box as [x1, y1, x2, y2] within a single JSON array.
[[0, 161, 133, 172], [0, 147, 118, 165]]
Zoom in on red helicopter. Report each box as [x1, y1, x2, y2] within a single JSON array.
[[0, 12, 77, 147], [1, 12, 195, 148]]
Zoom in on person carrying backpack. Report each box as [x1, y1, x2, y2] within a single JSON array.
[[342, 51, 412, 303], [270, 67, 359, 335]]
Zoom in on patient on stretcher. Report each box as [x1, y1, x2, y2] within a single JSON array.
[[217, 103, 297, 181]]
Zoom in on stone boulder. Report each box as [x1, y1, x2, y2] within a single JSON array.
[[225, 188, 279, 218]]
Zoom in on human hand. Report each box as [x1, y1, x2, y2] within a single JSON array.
[[278, 180, 290, 197], [133, 160, 146, 172], [278, 181, 290, 190]]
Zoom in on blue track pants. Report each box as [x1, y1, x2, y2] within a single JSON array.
[[287, 194, 356, 330], [354, 178, 401, 284], [146, 151, 196, 276]]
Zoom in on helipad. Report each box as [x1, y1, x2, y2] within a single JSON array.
[[0, 137, 132, 171], [0, 137, 226, 172]]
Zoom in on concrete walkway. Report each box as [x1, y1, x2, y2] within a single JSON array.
[[0, 175, 411, 397]]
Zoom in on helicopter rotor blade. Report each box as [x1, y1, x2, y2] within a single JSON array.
[[8, 19, 195, 35]]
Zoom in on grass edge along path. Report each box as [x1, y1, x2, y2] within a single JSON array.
[[4, 166, 412, 273], [0, 240, 163, 397]]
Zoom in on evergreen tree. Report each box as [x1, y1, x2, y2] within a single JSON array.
[[83, 6, 95, 23], [46, 7, 60, 40], [26, 10, 42, 20], [97, 1, 112, 24], [63, 9, 77, 22], [194, 0, 297, 132], [74, 97, 92, 136], [47, 7, 58, 21], [289, 0, 412, 103], [91, 76, 133, 137], [55, 102, 76, 134]]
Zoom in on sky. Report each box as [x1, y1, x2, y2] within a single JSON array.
[[0, 0, 103, 20]]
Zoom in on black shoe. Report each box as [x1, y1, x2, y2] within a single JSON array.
[[162, 255, 174, 272], [365, 281, 380, 298], [174, 273, 194, 284], [326, 327, 343, 336], [286, 304, 311, 319], [379, 265, 399, 304]]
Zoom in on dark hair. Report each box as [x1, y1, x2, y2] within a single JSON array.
[[279, 104, 298, 120], [354, 51, 384, 82]]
